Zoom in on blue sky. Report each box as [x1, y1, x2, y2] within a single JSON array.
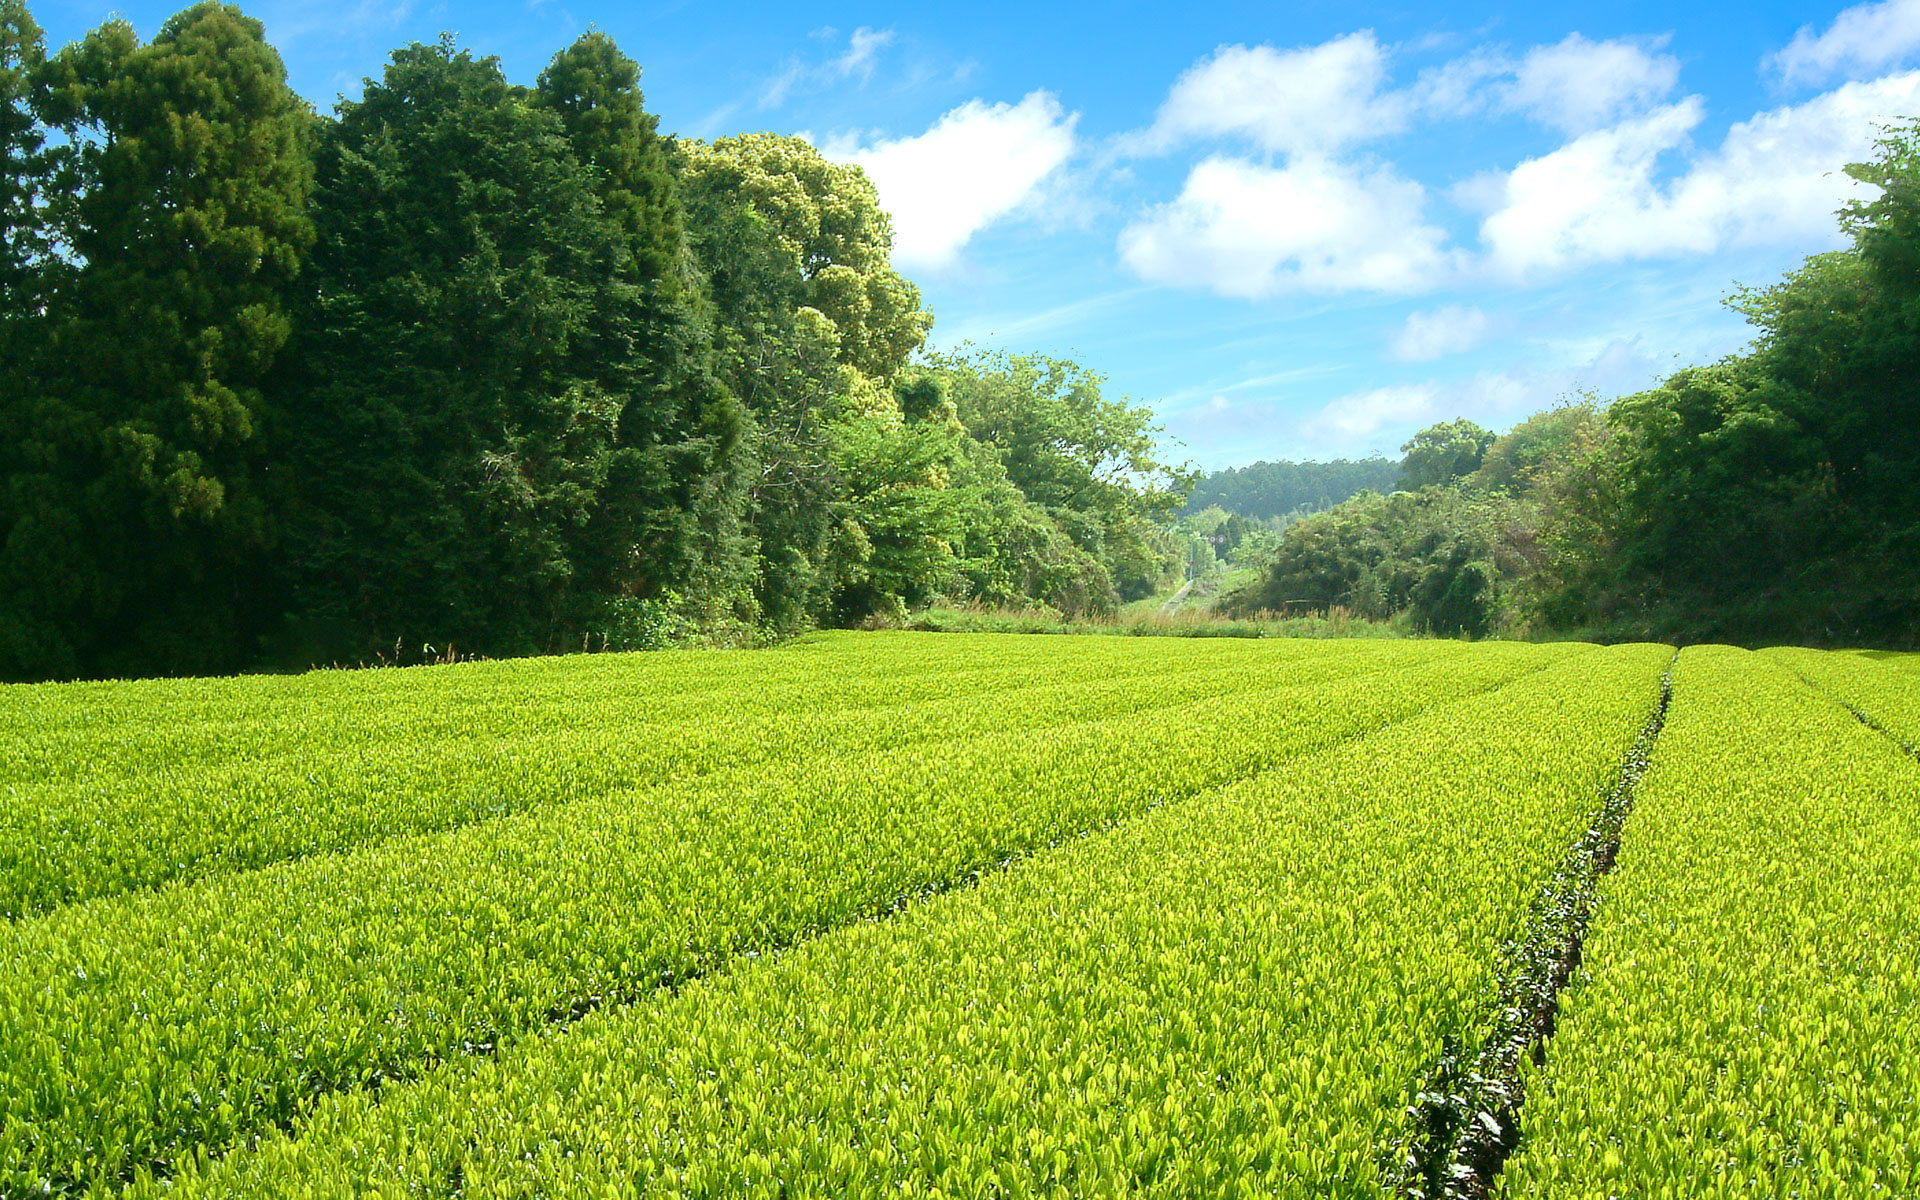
[[30, 0, 1920, 468]]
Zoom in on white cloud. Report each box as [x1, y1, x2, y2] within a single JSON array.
[[823, 91, 1078, 272], [1504, 34, 1680, 133], [1479, 71, 1920, 278], [1668, 72, 1920, 245], [836, 27, 895, 81], [1391, 306, 1491, 361], [1300, 339, 1660, 450], [1480, 99, 1708, 277], [763, 26, 896, 108], [1130, 33, 1404, 155], [1772, 0, 1920, 85], [1302, 383, 1442, 441], [1117, 155, 1453, 298], [1408, 48, 1510, 118]]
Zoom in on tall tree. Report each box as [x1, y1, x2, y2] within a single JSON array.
[[282, 37, 743, 659], [0, 0, 48, 337], [927, 349, 1191, 601], [533, 31, 687, 304], [1400, 418, 1496, 489], [0, 2, 313, 679], [678, 133, 934, 627], [532, 32, 750, 627]]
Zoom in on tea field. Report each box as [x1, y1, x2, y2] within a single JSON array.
[[0, 633, 1914, 1198]]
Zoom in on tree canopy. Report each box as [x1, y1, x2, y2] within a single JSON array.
[[0, 5, 1192, 678], [1230, 124, 1920, 647], [7, 0, 1916, 678]]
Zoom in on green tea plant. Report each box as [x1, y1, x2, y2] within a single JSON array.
[[1, 634, 1421, 918], [112, 644, 1668, 1198], [1763, 644, 1920, 757], [1500, 646, 1920, 1197], [0, 637, 1573, 1193]]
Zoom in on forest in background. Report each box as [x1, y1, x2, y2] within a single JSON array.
[[1183, 458, 1401, 523], [3, 1, 1918, 683], [1226, 122, 1920, 647], [0, 2, 1190, 680]]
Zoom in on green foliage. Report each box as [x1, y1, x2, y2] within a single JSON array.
[[1400, 417, 1496, 489], [3, 8, 1194, 679], [675, 133, 939, 628], [533, 32, 687, 302], [926, 348, 1192, 604], [1184, 456, 1403, 521], [533, 33, 753, 627], [0, 0, 48, 339], [681, 133, 929, 382], [1237, 116, 1920, 647], [1225, 487, 1526, 637], [1527, 126, 1920, 644], [70, 639, 1663, 1198], [1503, 646, 1920, 1195], [0, 2, 314, 679], [1179, 503, 1280, 567], [0, 632, 1267, 918], [1468, 401, 1600, 494], [905, 602, 1411, 640], [279, 36, 745, 661], [0, 635, 1568, 1191]]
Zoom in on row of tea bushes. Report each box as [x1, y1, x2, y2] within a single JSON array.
[[1, 635, 1420, 918], [1, 638, 1571, 1192], [1500, 647, 1920, 1197], [118, 645, 1668, 1198]]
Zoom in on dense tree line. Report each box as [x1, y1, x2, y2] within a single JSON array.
[[1229, 122, 1920, 646], [0, 2, 1187, 680], [1183, 456, 1401, 522]]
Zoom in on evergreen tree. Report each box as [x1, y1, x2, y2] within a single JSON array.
[[283, 37, 744, 658], [533, 32, 751, 628], [0, 0, 48, 336], [0, 2, 313, 679]]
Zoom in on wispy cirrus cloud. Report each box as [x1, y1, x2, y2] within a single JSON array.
[[1391, 306, 1492, 361], [1300, 339, 1660, 449], [762, 26, 896, 108]]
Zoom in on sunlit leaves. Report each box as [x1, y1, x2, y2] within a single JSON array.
[[0, 633, 1562, 1193], [111, 641, 1663, 1197], [1502, 647, 1920, 1196]]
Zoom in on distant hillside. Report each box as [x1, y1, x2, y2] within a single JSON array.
[[1184, 457, 1402, 521]]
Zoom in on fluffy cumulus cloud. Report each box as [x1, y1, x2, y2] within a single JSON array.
[[1478, 72, 1920, 278], [1107, 20, 1920, 323], [1118, 156, 1452, 298], [1772, 0, 1920, 85], [823, 92, 1077, 272], [1130, 32, 1404, 155], [1477, 99, 1710, 276], [1391, 306, 1492, 361], [1113, 30, 1695, 298], [1503, 34, 1680, 133]]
